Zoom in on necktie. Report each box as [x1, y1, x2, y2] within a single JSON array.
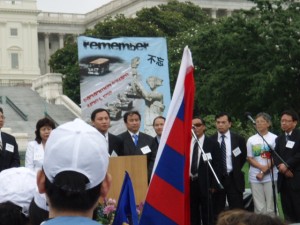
[[133, 134, 138, 146], [221, 135, 227, 173], [191, 141, 199, 176], [286, 134, 290, 142], [0, 140, 2, 151]]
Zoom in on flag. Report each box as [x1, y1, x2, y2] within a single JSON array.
[[139, 46, 195, 225], [112, 172, 139, 225]]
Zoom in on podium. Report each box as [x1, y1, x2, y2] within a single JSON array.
[[107, 155, 148, 204]]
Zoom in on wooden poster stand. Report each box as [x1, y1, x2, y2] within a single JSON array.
[[106, 155, 148, 204]]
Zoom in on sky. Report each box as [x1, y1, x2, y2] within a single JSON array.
[[37, 0, 113, 14]]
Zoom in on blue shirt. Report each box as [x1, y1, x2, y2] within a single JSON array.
[[42, 216, 101, 225]]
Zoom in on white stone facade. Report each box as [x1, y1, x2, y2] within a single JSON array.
[[0, 0, 255, 84]]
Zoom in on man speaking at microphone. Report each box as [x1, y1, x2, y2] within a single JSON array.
[[274, 110, 300, 223], [190, 116, 220, 225], [210, 112, 247, 221]]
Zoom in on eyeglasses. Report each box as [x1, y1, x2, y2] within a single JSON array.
[[193, 123, 203, 127], [0, 115, 5, 119]]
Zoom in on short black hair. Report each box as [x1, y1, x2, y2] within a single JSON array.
[[281, 110, 299, 122], [123, 111, 141, 123], [152, 116, 166, 126], [0, 107, 3, 114], [35, 118, 56, 144], [0, 201, 29, 225], [91, 108, 110, 121], [45, 171, 101, 212], [215, 112, 232, 123], [193, 116, 206, 126]]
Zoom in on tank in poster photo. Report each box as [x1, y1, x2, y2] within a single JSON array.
[[78, 36, 171, 136]]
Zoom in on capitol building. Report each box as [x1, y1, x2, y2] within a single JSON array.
[[0, 0, 255, 85], [0, 0, 256, 150]]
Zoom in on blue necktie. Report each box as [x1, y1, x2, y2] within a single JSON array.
[[133, 134, 138, 146]]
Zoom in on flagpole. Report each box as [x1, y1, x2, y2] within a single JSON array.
[[191, 127, 224, 190]]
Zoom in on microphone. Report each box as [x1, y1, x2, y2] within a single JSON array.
[[245, 112, 256, 124]]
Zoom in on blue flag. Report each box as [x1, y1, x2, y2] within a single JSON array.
[[112, 172, 139, 225]]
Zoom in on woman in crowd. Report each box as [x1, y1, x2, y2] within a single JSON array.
[[25, 117, 55, 172], [246, 112, 278, 215]]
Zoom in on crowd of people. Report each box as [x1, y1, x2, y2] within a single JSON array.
[[0, 106, 299, 225]]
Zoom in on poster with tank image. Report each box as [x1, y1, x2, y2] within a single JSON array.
[[78, 36, 171, 136]]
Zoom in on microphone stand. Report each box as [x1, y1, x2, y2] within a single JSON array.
[[247, 122, 290, 216], [191, 128, 224, 190]]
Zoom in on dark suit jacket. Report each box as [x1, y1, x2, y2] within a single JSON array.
[[108, 133, 123, 156], [118, 131, 156, 178], [274, 128, 300, 192], [197, 136, 222, 194], [0, 132, 20, 172], [211, 131, 247, 192]]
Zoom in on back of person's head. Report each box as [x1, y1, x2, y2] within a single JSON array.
[[42, 118, 109, 212], [35, 117, 56, 144], [243, 213, 285, 225], [0, 201, 29, 225], [217, 210, 285, 225], [217, 209, 250, 225], [0, 167, 36, 225]]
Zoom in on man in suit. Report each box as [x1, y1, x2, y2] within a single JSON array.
[[91, 108, 123, 156], [210, 112, 247, 220], [0, 107, 20, 172], [274, 110, 300, 223], [153, 116, 165, 146], [118, 111, 156, 179], [190, 116, 221, 225]]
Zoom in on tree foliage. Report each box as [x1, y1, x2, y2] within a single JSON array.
[[49, 0, 300, 135], [192, 0, 300, 119], [49, 35, 80, 104]]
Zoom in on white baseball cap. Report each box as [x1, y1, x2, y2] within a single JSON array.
[[0, 167, 36, 216], [43, 118, 109, 189]]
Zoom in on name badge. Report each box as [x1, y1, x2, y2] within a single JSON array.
[[110, 150, 118, 157], [5, 143, 14, 153], [286, 140, 295, 149], [232, 147, 242, 157], [202, 153, 212, 161], [34, 152, 43, 161], [141, 145, 151, 154]]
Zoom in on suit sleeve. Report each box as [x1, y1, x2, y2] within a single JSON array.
[[239, 135, 247, 167], [11, 137, 20, 167], [148, 138, 158, 177]]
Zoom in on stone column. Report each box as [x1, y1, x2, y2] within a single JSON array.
[[59, 33, 64, 49], [44, 33, 50, 73], [211, 8, 217, 19], [226, 9, 232, 17]]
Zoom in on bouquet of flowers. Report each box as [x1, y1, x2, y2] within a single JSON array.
[[95, 198, 117, 225], [95, 198, 144, 225]]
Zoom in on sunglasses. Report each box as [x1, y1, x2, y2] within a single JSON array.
[[193, 123, 203, 127]]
